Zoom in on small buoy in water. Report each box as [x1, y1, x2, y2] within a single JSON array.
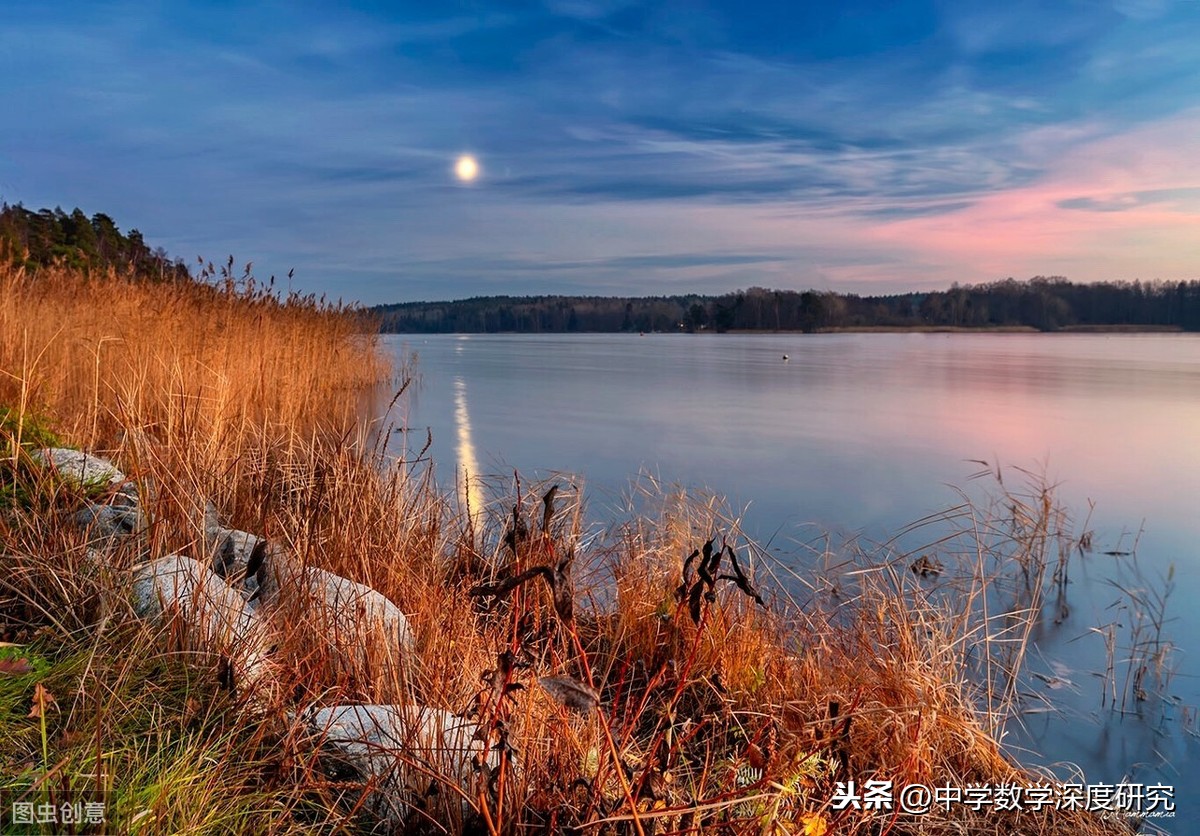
[[782, 354, 789, 361]]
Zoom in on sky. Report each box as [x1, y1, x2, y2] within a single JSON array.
[[1, 0, 1198, 305]]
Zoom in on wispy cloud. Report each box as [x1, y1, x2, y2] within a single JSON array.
[[869, 109, 1200, 281], [1058, 187, 1200, 213]]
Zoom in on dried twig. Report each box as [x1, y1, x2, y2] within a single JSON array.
[[718, 544, 765, 606], [541, 484, 559, 534]]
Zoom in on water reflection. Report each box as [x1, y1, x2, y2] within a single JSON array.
[[452, 376, 483, 532]]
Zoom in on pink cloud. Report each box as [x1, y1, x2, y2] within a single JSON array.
[[869, 110, 1200, 283]]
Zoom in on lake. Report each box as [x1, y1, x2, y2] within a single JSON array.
[[379, 331, 1200, 810]]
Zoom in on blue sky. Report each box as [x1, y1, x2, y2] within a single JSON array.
[[2, 0, 1198, 304]]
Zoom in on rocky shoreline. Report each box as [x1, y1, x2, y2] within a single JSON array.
[[32, 447, 495, 830]]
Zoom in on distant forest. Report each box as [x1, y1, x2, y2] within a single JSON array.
[[375, 278, 1200, 333], [0, 202, 190, 281]]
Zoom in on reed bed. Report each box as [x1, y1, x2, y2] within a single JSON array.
[[0, 261, 1138, 834]]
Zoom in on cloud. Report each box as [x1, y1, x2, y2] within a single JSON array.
[[863, 201, 976, 220], [542, 0, 639, 21], [868, 109, 1200, 281], [1057, 187, 1200, 213], [1111, 0, 1171, 20]]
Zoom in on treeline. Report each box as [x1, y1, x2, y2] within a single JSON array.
[[375, 294, 710, 334], [0, 202, 190, 281], [376, 278, 1200, 333]]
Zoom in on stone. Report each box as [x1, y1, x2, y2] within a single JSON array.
[[205, 504, 417, 694], [112, 480, 142, 508], [301, 703, 498, 830], [74, 503, 146, 547], [253, 545, 417, 689], [131, 554, 275, 702], [204, 502, 267, 600], [33, 448, 125, 489], [255, 547, 415, 650]]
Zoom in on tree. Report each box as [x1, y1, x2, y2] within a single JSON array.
[[684, 302, 708, 332]]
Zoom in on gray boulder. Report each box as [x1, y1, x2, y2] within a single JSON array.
[[252, 544, 417, 690], [204, 503, 416, 693], [33, 448, 126, 489], [75, 503, 147, 548], [131, 554, 275, 703], [203, 502, 267, 600], [254, 546, 415, 652], [111, 480, 142, 508], [34, 450, 145, 543], [301, 704, 499, 830]]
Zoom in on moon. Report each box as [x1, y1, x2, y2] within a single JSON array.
[[455, 155, 479, 182]]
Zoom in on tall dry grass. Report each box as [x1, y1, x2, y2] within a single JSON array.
[[0, 261, 1136, 835], [0, 260, 387, 484]]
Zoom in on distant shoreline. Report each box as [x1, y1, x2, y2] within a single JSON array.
[[813, 323, 1184, 334], [373, 278, 1200, 334], [381, 324, 1187, 335]]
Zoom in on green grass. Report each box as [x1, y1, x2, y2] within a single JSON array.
[[0, 407, 62, 451], [1, 408, 63, 510]]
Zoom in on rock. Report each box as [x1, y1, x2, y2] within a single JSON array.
[[204, 502, 267, 600], [75, 503, 146, 547], [33, 449, 147, 552], [131, 554, 275, 703], [253, 545, 417, 688], [204, 504, 416, 694], [255, 546, 415, 650], [33, 448, 125, 489], [301, 704, 498, 829], [111, 480, 142, 508]]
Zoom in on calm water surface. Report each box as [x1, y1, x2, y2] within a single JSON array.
[[381, 332, 1200, 811]]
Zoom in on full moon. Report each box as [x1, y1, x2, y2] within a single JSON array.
[[455, 155, 479, 182]]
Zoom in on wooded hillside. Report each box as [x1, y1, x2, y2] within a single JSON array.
[[0, 202, 190, 281], [375, 278, 1200, 333]]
